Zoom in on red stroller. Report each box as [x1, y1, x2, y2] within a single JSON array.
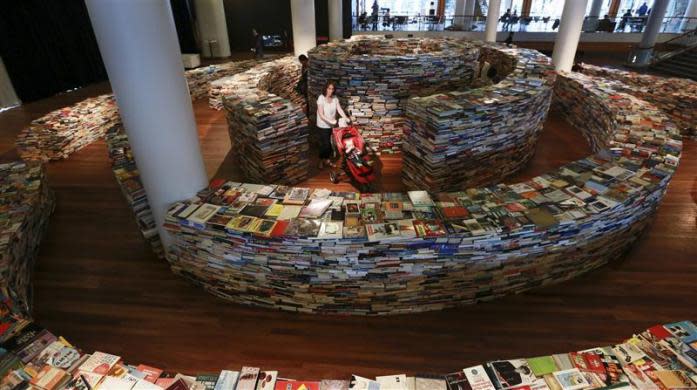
[[329, 125, 379, 192]]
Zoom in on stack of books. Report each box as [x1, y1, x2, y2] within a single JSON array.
[[185, 55, 282, 100], [218, 57, 310, 185], [208, 57, 305, 111], [578, 63, 697, 138], [104, 125, 164, 258], [0, 161, 54, 320], [307, 36, 479, 154], [16, 95, 120, 161], [15, 57, 284, 163], [402, 45, 556, 193], [1, 315, 696, 390], [160, 67, 681, 315]]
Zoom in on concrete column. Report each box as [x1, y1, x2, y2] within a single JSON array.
[[85, 0, 208, 247], [584, 0, 605, 31], [631, 0, 670, 65], [552, 0, 590, 71], [328, 0, 343, 40], [0, 57, 20, 110], [454, 0, 466, 29], [485, 0, 501, 41], [291, 0, 317, 56], [464, 0, 476, 31], [193, 0, 231, 58], [681, 0, 697, 31]]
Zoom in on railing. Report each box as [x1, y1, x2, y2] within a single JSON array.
[[652, 27, 697, 64], [352, 14, 697, 34]]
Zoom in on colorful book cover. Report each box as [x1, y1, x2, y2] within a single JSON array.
[[237, 367, 260, 390], [463, 365, 495, 390], [255, 371, 278, 390], [552, 369, 589, 390], [526, 356, 558, 377], [136, 365, 163, 383]]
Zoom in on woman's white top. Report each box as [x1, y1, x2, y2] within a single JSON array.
[[316, 94, 338, 129]]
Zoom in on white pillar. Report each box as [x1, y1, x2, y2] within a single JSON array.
[[639, 0, 670, 48], [0, 57, 20, 110], [328, 0, 343, 40], [454, 0, 466, 29], [85, 0, 208, 247], [194, 0, 231, 57], [584, 0, 605, 31], [552, 0, 590, 72], [291, 0, 317, 56], [485, 0, 501, 41], [681, 0, 697, 31], [630, 0, 670, 65], [464, 0, 476, 31]]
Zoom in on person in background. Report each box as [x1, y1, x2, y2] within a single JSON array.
[[597, 14, 613, 32], [504, 31, 514, 46], [552, 18, 561, 30], [501, 9, 512, 31], [371, 0, 379, 31], [637, 2, 648, 16], [618, 9, 632, 31], [316, 81, 350, 169], [383, 9, 391, 28], [295, 55, 310, 115], [252, 28, 264, 58]]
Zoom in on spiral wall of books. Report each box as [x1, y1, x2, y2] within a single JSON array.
[[163, 71, 682, 316], [6, 39, 684, 317], [307, 37, 481, 155]]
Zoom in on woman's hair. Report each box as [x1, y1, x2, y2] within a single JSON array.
[[323, 80, 336, 97]]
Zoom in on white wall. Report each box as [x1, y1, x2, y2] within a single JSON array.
[[0, 57, 20, 111]]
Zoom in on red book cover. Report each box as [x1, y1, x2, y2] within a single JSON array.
[[274, 380, 320, 390], [582, 352, 606, 376], [271, 220, 290, 237], [165, 379, 189, 390], [209, 178, 225, 190], [136, 364, 163, 383], [441, 206, 469, 219], [648, 325, 672, 340]]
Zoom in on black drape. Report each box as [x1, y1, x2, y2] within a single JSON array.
[[0, 0, 107, 103], [343, 0, 353, 38], [223, 0, 293, 52], [0, 0, 198, 103], [170, 0, 199, 54]]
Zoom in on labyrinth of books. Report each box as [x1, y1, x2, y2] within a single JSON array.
[[2, 35, 697, 388]]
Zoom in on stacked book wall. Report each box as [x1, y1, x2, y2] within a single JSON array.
[[185, 55, 282, 100], [402, 46, 556, 193], [219, 57, 310, 185], [0, 161, 54, 329], [307, 37, 479, 154], [104, 125, 164, 258], [16, 95, 120, 162], [0, 316, 696, 390], [162, 68, 681, 315], [577, 63, 697, 138]]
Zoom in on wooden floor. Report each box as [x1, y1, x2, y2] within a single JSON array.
[[1, 64, 696, 380]]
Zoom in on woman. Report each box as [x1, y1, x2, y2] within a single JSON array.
[[316, 81, 350, 169]]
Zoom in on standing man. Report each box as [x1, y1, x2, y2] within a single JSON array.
[[252, 28, 264, 58]]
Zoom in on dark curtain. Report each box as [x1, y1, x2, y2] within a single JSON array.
[[343, 0, 353, 38], [0, 0, 107, 103], [316, 0, 329, 44], [170, 0, 199, 54], [0, 0, 199, 103], [223, 0, 293, 52]]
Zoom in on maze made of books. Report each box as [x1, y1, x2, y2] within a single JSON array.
[[0, 161, 53, 318], [577, 63, 697, 138], [163, 70, 682, 315], [214, 57, 311, 185], [403, 46, 555, 192], [14, 57, 281, 162], [1, 313, 697, 390], [307, 37, 480, 154]]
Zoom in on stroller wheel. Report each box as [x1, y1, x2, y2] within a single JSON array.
[[330, 171, 339, 184]]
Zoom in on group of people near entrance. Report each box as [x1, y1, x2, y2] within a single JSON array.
[[295, 55, 352, 170]]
